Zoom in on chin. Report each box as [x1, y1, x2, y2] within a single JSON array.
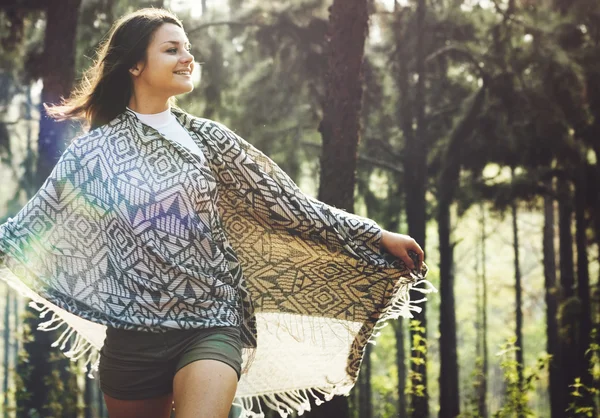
[[172, 85, 194, 96]]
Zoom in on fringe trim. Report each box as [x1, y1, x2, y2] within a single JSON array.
[[232, 385, 343, 418], [0, 267, 101, 379], [231, 275, 437, 418], [380, 273, 437, 322], [0, 267, 437, 418]]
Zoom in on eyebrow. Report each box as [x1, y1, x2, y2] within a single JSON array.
[[161, 41, 191, 46]]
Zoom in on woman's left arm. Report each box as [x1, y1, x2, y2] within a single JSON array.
[[380, 230, 424, 271], [211, 122, 425, 269]]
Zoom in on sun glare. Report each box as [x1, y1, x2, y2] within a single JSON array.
[[169, 0, 204, 19], [171, 0, 407, 16]]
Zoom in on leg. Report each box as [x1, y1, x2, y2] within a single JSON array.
[[103, 392, 174, 418], [172, 359, 238, 418]]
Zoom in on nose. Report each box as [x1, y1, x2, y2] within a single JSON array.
[[181, 50, 194, 64]]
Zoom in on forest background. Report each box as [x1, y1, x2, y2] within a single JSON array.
[[0, 0, 599, 417]]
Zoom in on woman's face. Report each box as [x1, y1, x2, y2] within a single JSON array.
[[129, 23, 195, 99]]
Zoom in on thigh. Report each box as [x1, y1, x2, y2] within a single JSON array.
[[99, 327, 174, 401], [104, 392, 174, 418], [174, 326, 243, 381], [172, 359, 238, 418]]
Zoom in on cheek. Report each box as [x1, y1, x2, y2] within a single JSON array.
[[146, 55, 177, 81]]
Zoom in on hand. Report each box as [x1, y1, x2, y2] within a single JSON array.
[[380, 230, 424, 271]]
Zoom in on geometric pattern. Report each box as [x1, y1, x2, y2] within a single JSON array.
[[0, 107, 428, 403]]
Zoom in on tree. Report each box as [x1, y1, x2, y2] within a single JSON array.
[[542, 178, 562, 418], [510, 168, 525, 418], [35, 0, 81, 182], [8, 1, 83, 416], [437, 86, 487, 418], [317, 0, 369, 211], [405, 3, 429, 413], [390, 2, 430, 413], [309, 0, 369, 416], [477, 202, 489, 418], [2, 284, 11, 418]]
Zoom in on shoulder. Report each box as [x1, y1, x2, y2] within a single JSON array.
[[66, 112, 136, 156], [173, 109, 241, 140]]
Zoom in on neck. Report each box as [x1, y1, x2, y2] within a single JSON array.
[[128, 92, 170, 114]]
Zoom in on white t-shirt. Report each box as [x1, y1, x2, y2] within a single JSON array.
[[127, 107, 205, 163]]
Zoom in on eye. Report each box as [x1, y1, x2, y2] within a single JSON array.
[[167, 48, 178, 53]]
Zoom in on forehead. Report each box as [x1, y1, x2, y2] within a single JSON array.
[[151, 23, 189, 45]]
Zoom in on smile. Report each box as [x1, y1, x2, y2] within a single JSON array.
[[174, 71, 191, 76]]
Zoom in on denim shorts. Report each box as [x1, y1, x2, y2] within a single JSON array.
[[98, 325, 242, 400]]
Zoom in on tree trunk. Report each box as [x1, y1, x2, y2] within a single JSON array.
[[558, 180, 576, 297], [557, 178, 577, 414], [510, 169, 525, 418], [36, 0, 81, 182], [593, 147, 600, 415], [12, 290, 18, 390], [385, 174, 407, 418], [84, 370, 93, 418], [2, 284, 10, 418], [24, 85, 36, 196], [356, 173, 377, 418], [438, 199, 459, 418], [478, 202, 488, 418], [394, 320, 407, 417], [311, 0, 368, 416], [358, 344, 372, 418], [19, 0, 82, 416], [406, 1, 429, 416], [543, 179, 562, 418], [574, 167, 595, 413], [437, 86, 486, 418], [317, 0, 369, 212]]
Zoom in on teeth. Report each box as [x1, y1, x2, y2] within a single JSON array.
[[175, 71, 190, 75]]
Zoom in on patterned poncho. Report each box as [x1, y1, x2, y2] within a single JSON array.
[[0, 108, 433, 417]]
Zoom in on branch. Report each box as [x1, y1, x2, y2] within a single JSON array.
[[187, 20, 266, 34], [425, 45, 491, 84], [301, 141, 403, 174], [357, 155, 404, 174], [0, 0, 44, 11], [369, 138, 402, 159], [438, 86, 488, 202], [426, 104, 462, 121], [264, 124, 316, 136]]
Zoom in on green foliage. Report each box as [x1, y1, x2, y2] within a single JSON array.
[[44, 352, 81, 418], [492, 338, 550, 418], [558, 296, 582, 330], [14, 308, 34, 416], [567, 330, 600, 417], [0, 8, 44, 105], [406, 319, 427, 414], [13, 308, 80, 417], [457, 357, 486, 418]]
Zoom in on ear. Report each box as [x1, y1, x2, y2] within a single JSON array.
[[129, 63, 142, 76]]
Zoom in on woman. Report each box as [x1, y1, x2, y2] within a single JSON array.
[[0, 8, 428, 418]]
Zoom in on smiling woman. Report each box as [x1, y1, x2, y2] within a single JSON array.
[[127, 23, 195, 114], [0, 6, 430, 418]]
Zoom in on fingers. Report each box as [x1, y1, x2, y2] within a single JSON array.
[[414, 243, 424, 271], [382, 231, 425, 271], [400, 252, 415, 270], [405, 239, 424, 271]]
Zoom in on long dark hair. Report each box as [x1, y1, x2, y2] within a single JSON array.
[[45, 8, 183, 130]]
